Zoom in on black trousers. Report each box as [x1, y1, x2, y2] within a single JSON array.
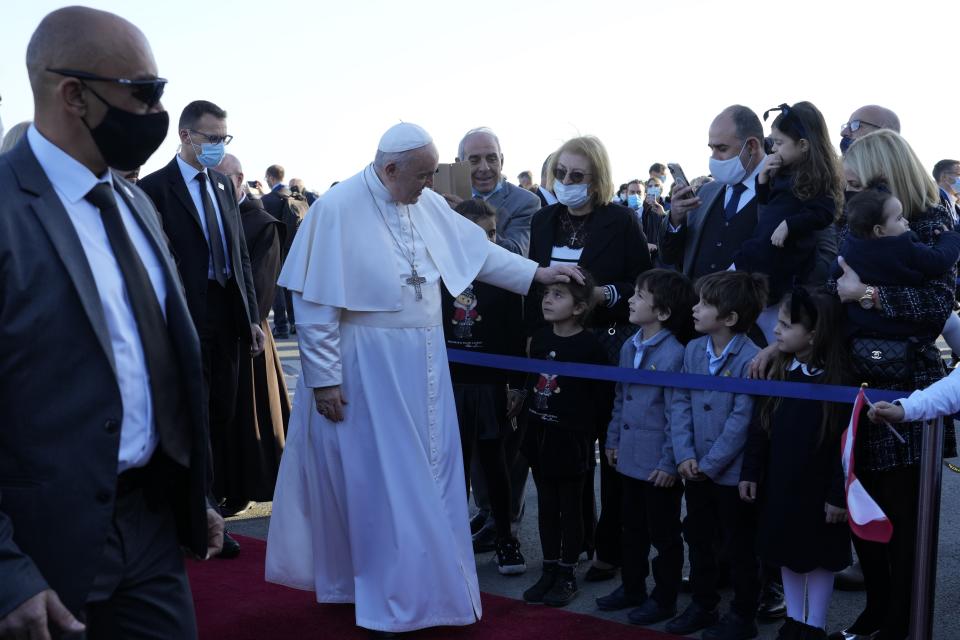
[[456, 384, 512, 540], [82, 480, 196, 639], [621, 475, 684, 605], [850, 465, 920, 639], [201, 280, 241, 502], [684, 479, 760, 619], [271, 287, 295, 332], [534, 471, 587, 565], [593, 429, 622, 565]]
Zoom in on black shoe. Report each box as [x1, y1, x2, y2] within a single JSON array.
[[290, 326, 297, 335], [827, 629, 880, 640], [472, 520, 497, 553], [793, 621, 827, 639], [702, 611, 759, 640], [758, 581, 787, 621], [220, 499, 253, 518], [627, 598, 676, 625], [834, 562, 866, 592], [273, 329, 289, 340], [469, 510, 490, 535], [523, 562, 558, 603], [496, 537, 526, 575], [776, 618, 802, 640], [543, 566, 579, 607], [584, 564, 618, 582], [665, 602, 720, 635], [596, 584, 645, 611], [217, 531, 241, 559]]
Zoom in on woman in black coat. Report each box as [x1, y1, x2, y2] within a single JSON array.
[[525, 135, 652, 582]]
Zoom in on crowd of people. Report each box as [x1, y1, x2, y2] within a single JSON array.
[[2, 6, 960, 640]]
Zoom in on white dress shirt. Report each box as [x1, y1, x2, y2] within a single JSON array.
[[175, 154, 233, 280], [28, 125, 166, 473], [722, 157, 766, 214]]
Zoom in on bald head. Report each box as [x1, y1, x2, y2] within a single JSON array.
[[845, 105, 901, 141], [27, 7, 157, 105], [216, 153, 245, 200]]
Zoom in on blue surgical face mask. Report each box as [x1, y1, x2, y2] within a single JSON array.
[[554, 181, 591, 209], [953, 176, 960, 193], [626, 193, 641, 209], [189, 134, 226, 168]]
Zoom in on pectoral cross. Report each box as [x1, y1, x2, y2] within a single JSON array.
[[406, 268, 427, 301]]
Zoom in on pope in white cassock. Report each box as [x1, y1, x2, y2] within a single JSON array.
[[265, 123, 581, 636]]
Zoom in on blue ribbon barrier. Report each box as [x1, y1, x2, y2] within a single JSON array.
[[447, 349, 903, 404]]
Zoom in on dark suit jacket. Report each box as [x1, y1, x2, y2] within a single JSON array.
[[261, 185, 292, 221], [139, 157, 259, 336], [239, 196, 285, 322], [0, 140, 211, 617], [525, 202, 652, 334], [658, 179, 727, 277]]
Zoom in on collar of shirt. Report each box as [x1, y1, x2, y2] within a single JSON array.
[[540, 185, 558, 205], [940, 187, 958, 211], [788, 357, 823, 377], [27, 124, 115, 201], [631, 327, 669, 369], [473, 179, 504, 200], [724, 154, 767, 212], [366, 163, 394, 203], [176, 153, 206, 185], [272, 183, 286, 192], [706, 333, 745, 375]]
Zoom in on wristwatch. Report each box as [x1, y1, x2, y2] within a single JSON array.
[[859, 285, 877, 310]]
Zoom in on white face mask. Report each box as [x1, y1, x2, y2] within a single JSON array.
[[554, 181, 591, 209], [952, 176, 960, 193], [709, 140, 750, 185]]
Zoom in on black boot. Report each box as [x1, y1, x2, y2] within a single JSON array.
[[776, 618, 802, 640], [543, 564, 579, 607], [522, 561, 558, 603]]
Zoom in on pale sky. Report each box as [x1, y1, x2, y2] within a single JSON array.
[[0, 0, 955, 194]]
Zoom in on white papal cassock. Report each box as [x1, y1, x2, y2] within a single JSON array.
[[265, 163, 537, 633]]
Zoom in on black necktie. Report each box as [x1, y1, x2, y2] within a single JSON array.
[[85, 183, 191, 468], [195, 172, 228, 286], [724, 183, 748, 220]]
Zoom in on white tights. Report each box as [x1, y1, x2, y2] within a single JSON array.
[[781, 567, 835, 630]]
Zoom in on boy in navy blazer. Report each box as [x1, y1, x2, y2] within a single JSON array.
[[667, 271, 768, 639]]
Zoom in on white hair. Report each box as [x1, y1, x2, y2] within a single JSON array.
[[457, 127, 501, 160], [374, 149, 411, 170]]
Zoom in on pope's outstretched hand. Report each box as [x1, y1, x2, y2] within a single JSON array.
[[534, 264, 585, 286]]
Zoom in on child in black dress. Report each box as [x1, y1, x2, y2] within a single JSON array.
[[521, 271, 610, 607], [740, 288, 852, 638]]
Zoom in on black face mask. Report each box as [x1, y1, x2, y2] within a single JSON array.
[[839, 135, 854, 155], [82, 87, 169, 171]]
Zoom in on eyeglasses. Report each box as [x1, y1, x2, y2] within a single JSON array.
[[188, 129, 234, 146], [840, 119, 881, 134], [47, 68, 167, 108], [553, 167, 592, 184]]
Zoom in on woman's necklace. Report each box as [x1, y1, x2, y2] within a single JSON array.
[[558, 209, 591, 249]]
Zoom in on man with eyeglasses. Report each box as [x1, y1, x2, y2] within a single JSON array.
[[933, 159, 960, 222], [839, 105, 901, 154], [140, 100, 265, 561], [0, 7, 223, 640]]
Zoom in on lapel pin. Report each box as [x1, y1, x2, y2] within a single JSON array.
[[648, 365, 656, 371], [722, 370, 732, 377], [217, 182, 225, 191]]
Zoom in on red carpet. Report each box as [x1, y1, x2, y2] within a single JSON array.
[[187, 535, 684, 639]]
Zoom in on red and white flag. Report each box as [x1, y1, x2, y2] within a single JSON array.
[[840, 387, 893, 543]]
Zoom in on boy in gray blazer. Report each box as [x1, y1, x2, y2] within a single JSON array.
[[667, 271, 769, 640], [597, 270, 697, 626]]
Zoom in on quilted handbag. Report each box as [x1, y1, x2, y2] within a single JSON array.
[[849, 335, 916, 384]]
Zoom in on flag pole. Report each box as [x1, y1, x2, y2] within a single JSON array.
[[909, 416, 944, 639]]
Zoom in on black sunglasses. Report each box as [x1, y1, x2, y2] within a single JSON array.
[[47, 68, 167, 108], [188, 129, 234, 146], [553, 166, 592, 184]]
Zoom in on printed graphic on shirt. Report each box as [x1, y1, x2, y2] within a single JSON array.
[[532, 351, 561, 411], [451, 285, 482, 340]]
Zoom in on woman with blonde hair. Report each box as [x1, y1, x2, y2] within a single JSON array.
[[830, 128, 956, 639], [524, 135, 652, 589]]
